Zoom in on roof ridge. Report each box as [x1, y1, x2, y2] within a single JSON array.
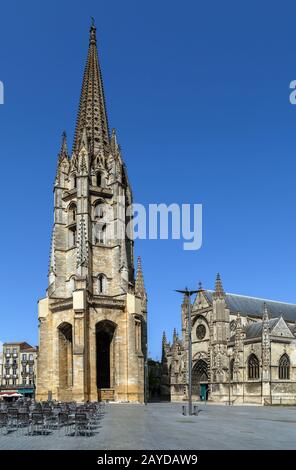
[[206, 290, 296, 307]]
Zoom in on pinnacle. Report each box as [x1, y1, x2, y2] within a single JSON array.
[[262, 302, 269, 321], [59, 131, 68, 158], [215, 273, 224, 296], [135, 256, 146, 298]]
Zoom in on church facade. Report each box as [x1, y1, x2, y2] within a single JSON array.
[[161, 274, 296, 404], [36, 25, 147, 403]]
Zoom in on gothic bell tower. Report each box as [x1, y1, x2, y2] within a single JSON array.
[[36, 23, 147, 403]]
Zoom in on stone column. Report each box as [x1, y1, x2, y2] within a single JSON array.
[[72, 289, 87, 402]]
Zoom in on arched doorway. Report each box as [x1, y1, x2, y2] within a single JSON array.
[[96, 320, 117, 400], [58, 322, 73, 389], [192, 359, 208, 400]]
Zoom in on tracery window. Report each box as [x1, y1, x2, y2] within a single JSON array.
[[279, 353, 290, 380], [68, 203, 77, 224], [248, 354, 260, 379]]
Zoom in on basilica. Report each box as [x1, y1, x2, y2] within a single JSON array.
[[36, 24, 147, 403], [161, 274, 296, 404]]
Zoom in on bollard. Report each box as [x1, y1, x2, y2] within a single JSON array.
[[193, 405, 198, 416], [182, 405, 187, 416]]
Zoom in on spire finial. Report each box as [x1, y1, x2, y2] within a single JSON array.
[[89, 18, 97, 44], [198, 281, 203, 291]]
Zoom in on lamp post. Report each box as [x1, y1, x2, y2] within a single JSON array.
[[175, 288, 199, 416], [228, 351, 232, 406]]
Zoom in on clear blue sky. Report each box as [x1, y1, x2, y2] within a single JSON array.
[[1, 0, 296, 359]]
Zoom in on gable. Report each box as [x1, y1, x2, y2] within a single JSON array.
[[270, 317, 295, 339], [192, 291, 212, 311]]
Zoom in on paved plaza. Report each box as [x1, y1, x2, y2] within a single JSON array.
[[0, 403, 296, 450]]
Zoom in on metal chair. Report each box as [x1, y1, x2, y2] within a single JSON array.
[[17, 412, 30, 436], [31, 412, 45, 435], [74, 413, 91, 437], [7, 409, 18, 434], [0, 412, 8, 435]]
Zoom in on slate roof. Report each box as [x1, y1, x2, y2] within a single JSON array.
[[244, 318, 279, 339], [203, 291, 296, 321]]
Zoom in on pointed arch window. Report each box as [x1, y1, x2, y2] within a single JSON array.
[[68, 203, 77, 224], [248, 354, 260, 379], [98, 274, 107, 295], [279, 353, 290, 380], [71, 173, 77, 189]]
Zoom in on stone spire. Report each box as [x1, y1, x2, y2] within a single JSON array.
[[213, 273, 225, 298], [135, 256, 146, 299], [162, 331, 167, 346], [72, 21, 110, 158]]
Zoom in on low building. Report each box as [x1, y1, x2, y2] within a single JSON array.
[[161, 274, 296, 405], [0, 347, 2, 386], [0, 342, 38, 399]]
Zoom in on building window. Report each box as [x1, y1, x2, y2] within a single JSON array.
[[98, 274, 107, 295], [13, 348, 17, 354], [68, 203, 77, 224], [29, 354, 33, 361], [196, 324, 206, 340], [6, 348, 10, 354], [71, 173, 77, 189], [230, 358, 235, 380], [96, 172, 101, 187], [22, 354, 27, 361], [279, 353, 290, 380], [248, 354, 260, 379], [69, 226, 77, 248], [12, 379, 16, 386], [23, 377, 27, 385]]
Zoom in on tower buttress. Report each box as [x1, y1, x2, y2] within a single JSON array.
[[211, 273, 230, 382]]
